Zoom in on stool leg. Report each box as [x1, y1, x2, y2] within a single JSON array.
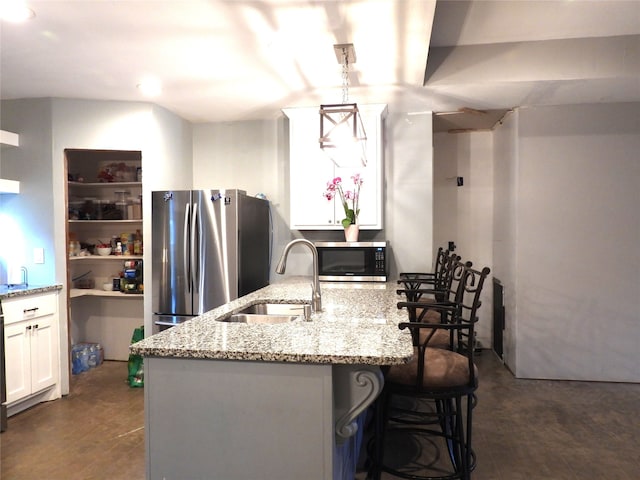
[[463, 393, 476, 479], [367, 390, 388, 480], [454, 396, 466, 477], [439, 397, 461, 470], [452, 394, 476, 480]]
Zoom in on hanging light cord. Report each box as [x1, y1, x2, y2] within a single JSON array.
[[341, 47, 349, 104]]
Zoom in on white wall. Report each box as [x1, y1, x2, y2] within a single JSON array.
[[386, 112, 434, 276], [192, 119, 289, 278], [191, 109, 434, 281], [52, 99, 193, 382], [492, 110, 519, 371], [1, 98, 63, 394], [493, 103, 640, 382], [1, 98, 192, 393], [433, 131, 494, 347], [1, 99, 55, 287], [193, 120, 280, 196]]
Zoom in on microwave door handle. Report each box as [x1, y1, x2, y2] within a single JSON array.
[[183, 202, 191, 293], [191, 203, 199, 292]]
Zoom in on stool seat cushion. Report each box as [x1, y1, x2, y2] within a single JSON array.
[[417, 297, 436, 304], [386, 347, 477, 389], [418, 308, 443, 324], [418, 328, 450, 348]]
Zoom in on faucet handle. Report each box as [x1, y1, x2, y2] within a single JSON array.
[[303, 304, 312, 321]]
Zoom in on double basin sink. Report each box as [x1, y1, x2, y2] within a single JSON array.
[[218, 302, 311, 325]]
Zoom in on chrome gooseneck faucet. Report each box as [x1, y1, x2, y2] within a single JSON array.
[[275, 239, 322, 312]]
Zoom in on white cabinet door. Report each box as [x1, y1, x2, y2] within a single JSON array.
[[30, 314, 57, 393], [3, 292, 59, 404], [284, 104, 386, 230], [288, 112, 335, 228], [5, 321, 31, 404]]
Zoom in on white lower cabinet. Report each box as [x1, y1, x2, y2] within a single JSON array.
[[4, 292, 59, 405]]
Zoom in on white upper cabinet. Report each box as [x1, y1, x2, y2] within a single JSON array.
[[283, 104, 386, 230]]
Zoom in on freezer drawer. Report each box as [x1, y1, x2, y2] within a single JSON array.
[[153, 314, 195, 334]]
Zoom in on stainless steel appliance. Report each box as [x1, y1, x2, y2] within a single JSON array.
[[152, 189, 270, 332], [314, 241, 387, 282], [1, 300, 7, 432]]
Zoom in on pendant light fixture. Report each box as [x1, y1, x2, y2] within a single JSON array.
[[319, 43, 367, 167]]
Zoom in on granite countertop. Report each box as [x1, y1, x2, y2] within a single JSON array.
[[130, 279, 414, 366], [0, 284, 63, 300]]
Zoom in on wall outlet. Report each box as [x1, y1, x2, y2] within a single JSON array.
[[34, 247, 45, 264]]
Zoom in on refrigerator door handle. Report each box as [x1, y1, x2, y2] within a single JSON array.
[[191, 202, 199, 292], [184, 202, 191, 293]]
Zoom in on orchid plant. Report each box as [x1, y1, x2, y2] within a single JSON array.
[[323, 174, 363, 228]]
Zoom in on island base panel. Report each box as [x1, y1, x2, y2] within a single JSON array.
[[145, 357, 334, 480]]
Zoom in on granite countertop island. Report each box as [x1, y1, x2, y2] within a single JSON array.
[[0, 284, 63, 300], [130, 278, 414, 365], [133, 278, 414, 480]]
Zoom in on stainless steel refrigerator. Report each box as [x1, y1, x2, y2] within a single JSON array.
[[152, 189, 270, 332]]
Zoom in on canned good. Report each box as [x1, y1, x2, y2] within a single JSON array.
[[124, 269, 137, 279]]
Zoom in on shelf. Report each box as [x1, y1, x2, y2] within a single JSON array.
[[69, 219, 142, 224], [70, 288, 143, 299], [1, 129, 19, 147], [68, 181, 141, 188], [1, 130, 20, 193], [0, 178, 20, 194], [69, 255, 143, 262]]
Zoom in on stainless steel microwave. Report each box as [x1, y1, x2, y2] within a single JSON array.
[[314, 241, 387, 282]]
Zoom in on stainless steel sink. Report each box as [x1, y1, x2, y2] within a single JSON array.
[[216, 302, 311, 325], [222, 313, 299, 325], [238, 302, 310, 316]]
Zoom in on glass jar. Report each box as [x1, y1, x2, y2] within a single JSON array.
[[82, 197, 99, 220], [69, 240, 81, 257], [114, 190, 129, 220], [68, 200, 83, 220], [115, 201, 128, 220]]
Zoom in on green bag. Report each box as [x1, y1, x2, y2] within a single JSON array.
[[127, 326, 144, 388]]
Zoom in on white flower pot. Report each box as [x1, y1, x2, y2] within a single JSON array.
[[344, 224, 359, 242]]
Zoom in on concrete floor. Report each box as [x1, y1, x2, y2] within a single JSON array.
[[2, 352, 639, 479], [1, 361, 144, 480]]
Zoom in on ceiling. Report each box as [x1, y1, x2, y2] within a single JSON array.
[[1, 1, 638, 133]]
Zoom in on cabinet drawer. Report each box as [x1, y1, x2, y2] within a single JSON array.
[[3, 293, 58, 325]]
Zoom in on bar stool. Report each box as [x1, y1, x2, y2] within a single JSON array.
[[368, 265, 491, 480], [367, 303, 477, 480], [398, 247, 451, 292], [398, 260, 470, 349], [398, 248, 460, 304]]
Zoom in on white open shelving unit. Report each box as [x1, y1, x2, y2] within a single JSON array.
[[65, 148, 144, 361]]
